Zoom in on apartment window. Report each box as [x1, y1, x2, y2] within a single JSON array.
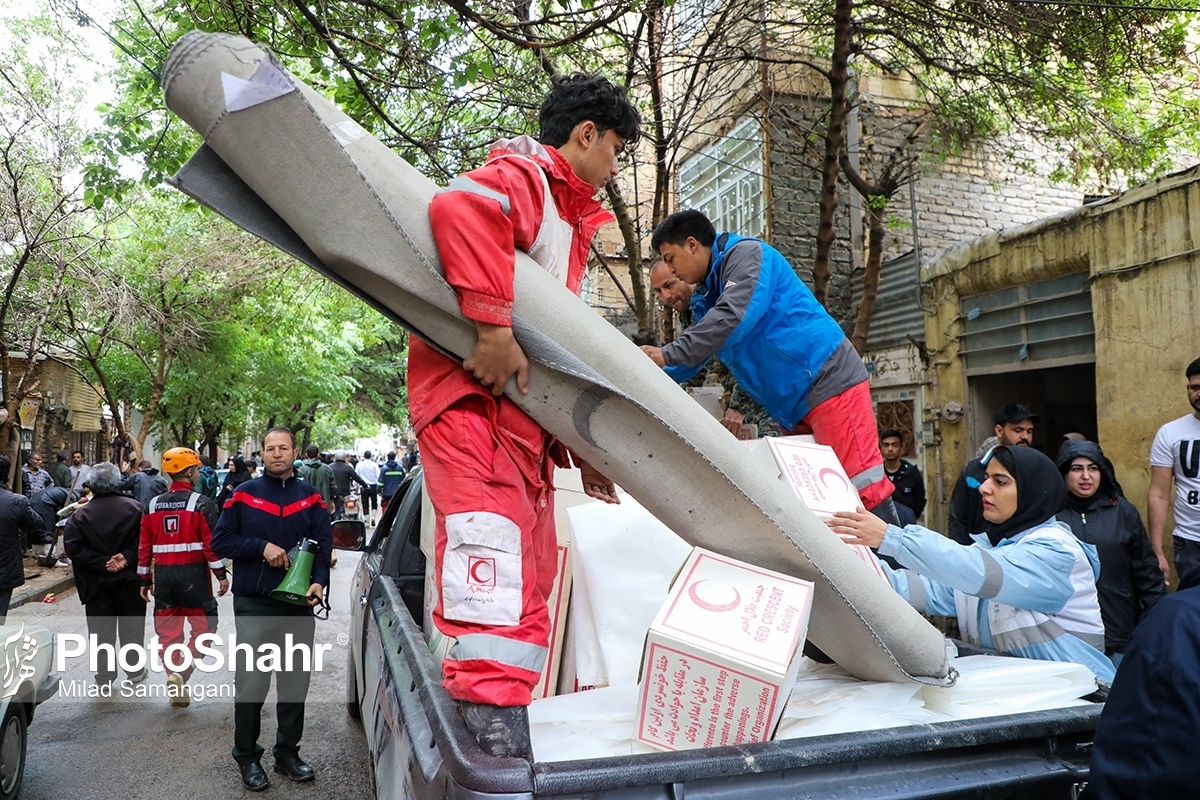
[[678, 116, 765, 240]]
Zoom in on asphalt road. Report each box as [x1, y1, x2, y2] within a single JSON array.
[[10, 551, 374, 800]]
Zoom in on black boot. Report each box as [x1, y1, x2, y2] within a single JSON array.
[[459, 701, 533, 760], [273, 752, 315, 782], [238, 761, 270, 791]]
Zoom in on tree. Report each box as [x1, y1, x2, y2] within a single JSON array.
[[55, 190, 281, 463], [0, 5, 110, 483]]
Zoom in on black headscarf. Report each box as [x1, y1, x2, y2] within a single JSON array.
[[982, 445, 1066, 546], [1055, 439, 1122, 513]]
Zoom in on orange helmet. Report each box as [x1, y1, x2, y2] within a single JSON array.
[[162, 447, 202, 475]]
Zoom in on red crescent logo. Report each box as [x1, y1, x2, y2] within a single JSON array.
[[468, 558, 495, 586], [819, 468, 850, 493], [687, 580, 741, 613]]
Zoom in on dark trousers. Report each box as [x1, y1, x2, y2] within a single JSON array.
[[0, 588, 14, 625], [232, 595, 316, 765], [1174, 536, 1200, 584], [83, 581, 148, 683], [361, 486, 378, 515]]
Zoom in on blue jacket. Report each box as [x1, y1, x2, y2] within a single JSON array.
[[211, 472, 332, 597], [660, 233, 865, 428], [1086, 579, 1200, 798], [879, 519, 1116, 683], [379, 459, 406, 498]]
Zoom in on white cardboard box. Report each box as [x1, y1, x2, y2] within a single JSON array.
[[766, 437, 888, 578], [635, 547, 814, 752], [766, 437, 863, 519]]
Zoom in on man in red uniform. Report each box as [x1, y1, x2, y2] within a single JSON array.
[[138, 447, 228, 707], [410, 73, 639, 758]]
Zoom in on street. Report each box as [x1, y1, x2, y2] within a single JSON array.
[[9, 551, 374, 800]]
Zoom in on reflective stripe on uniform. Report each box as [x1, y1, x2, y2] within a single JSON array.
[[850, 464, 886, 491], [444, 176, 510, 215], [208, 560, 224, 570], [447, 633, 548, 674], [186, 492, 201, 512], [152, 542, 204, 553], [977, 550, 1005, 599], [990, 617, 1105, 653], [906, 572, 927, 613]]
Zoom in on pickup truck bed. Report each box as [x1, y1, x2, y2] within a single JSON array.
[[347, 472, 1102, 800]]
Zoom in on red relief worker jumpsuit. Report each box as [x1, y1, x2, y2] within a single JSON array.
[[137, 483, 226, 679], [410, 136, 613, 707]]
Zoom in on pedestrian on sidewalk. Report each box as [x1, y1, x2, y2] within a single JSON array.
[[211, 427, 331, 792], [0, 456, 47, 623], [62, 461, 148, 687], [138, 447, 229, 707], [355, 451, 380, 524], [48, 452, 72, 489]]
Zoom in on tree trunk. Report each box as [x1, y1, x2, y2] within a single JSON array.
[[813, 0, 853, 306], [851, 203, 887, 354], [605, 182, 650, 330]]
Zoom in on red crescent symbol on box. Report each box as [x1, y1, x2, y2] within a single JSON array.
[[469, 560, 494, 584], [687, 580, 741, 613], [819, 468, 850, 493]]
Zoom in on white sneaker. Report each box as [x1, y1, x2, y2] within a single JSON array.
[[168, 672, 190, 708]]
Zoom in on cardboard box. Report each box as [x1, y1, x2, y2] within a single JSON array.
[[635, 547, 814, 752], [765, 437, 889, 578], [767, 438, 863, 520], [420, 470, 575, 699]]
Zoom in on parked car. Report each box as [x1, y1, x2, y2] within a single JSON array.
[[334, 471, 1104, 800], [0, 622, 59, 800]]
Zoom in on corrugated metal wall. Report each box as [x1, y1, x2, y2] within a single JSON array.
[[851, 250, 924, 352]]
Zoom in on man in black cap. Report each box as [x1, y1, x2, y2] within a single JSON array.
[[947, 403, 1039, 544]]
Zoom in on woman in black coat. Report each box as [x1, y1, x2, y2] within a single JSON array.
[[215, 455, 251, 508], [1056, 439, 1164, 666]]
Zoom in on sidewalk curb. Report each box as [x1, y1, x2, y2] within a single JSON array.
[[11, 573, 75, 610]]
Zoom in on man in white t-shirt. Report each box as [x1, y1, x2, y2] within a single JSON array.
[[355, 451, 381, 525], [1149, 358, 1200, 584]]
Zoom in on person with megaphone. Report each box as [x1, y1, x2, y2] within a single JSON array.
[[211, 426, 332, 792]]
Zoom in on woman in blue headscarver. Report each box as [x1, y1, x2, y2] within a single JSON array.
[[828, 445, 1115, 683]]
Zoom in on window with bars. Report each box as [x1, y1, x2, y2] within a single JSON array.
[[959, 272, 1094, 375], [678, 116, 766, 239]]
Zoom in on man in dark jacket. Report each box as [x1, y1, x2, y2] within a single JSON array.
[[1057, 440, 1164, 663], [880, 428, 926, 519], [378, 452, 405, 512], [29, 485, 74, 566], [1085, 570, 1200, 798], [62, 461, 148, 686], [120, 461, 169, 510], [296, 445, 335, 517], [0, 456, 46, 622], [329, 450, 369, 520], [947, 403, 1038, 544], [48, 452, 72, 489], [211, 427, 331, 791]]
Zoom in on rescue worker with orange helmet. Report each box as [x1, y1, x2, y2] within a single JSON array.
[[137, 446, 229, 707]]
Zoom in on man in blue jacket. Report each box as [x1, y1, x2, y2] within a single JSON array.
[[642, 210, 895, 517], [211, 426, 332, 792]]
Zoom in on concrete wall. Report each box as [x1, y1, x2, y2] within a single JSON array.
[[921, 165, 1200, 556]]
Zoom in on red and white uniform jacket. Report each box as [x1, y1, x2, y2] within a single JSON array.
[[138, 482, 226, 609], [408, 136, 614, 437]]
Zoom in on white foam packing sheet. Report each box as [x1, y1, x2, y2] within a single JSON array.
[[567, 496, 694, 687], [529, 655, 1098, 762]]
